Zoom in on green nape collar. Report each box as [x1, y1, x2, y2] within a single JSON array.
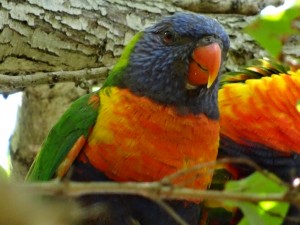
[[102, 32, 143, 88]]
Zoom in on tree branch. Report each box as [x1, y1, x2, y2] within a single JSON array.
[[154, 200, 190, 225], [161, 158, 289, 188], [170, 0, 284, 15], [0, 67, 108, 92], [18, 158, 296, 208], [1, 0, 277, 95], [20, 180, 288, 203], [7, 158, 298, 224]]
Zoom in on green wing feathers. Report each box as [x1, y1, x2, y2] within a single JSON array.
[[220, 58, 289, 87], [26, 92, 100, 181]]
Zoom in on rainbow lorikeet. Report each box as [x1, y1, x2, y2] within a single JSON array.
[[216, 59, 300, 225], [26, 12, 230, 225], [219, 59, 300, 182]]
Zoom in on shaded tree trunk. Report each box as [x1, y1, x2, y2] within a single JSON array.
[[0, 0, 290, 179], [9, 83, 86, 180]]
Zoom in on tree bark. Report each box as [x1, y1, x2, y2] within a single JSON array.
[[170, 0, 284, 15], [1, 0, 294, 179], [9, 83, 86, 180], [0, 0, 274, 93]]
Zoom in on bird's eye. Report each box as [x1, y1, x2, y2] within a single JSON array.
[[203, 36, 214, 44], [163, 30, 174, 44]]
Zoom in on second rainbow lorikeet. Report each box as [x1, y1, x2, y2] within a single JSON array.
[[219, 59, 300, 182], [213, 59, 300, 225], [26, 12, 230, 225]]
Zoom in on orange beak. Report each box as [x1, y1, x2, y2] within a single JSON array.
[[188, 43, 222, 88]]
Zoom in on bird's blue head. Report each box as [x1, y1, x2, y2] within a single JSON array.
[[105, 12, 230, 119]]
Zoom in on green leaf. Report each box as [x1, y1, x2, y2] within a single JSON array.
[[238, 202, 265, 225], [0, 165, 8, 181], [225, 172, 289, 225], [244, 2, 300, 59], [297, 100, 300, 112]]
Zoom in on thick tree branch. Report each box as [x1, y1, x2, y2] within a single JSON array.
[[0, 67, 108, 92], [0, 0, 276, 94], [170, 0, 284, 15]]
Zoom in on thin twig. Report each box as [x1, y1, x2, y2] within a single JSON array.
[[20, 181, 289, 203], [154, 199, 189, 225], [19, 158, 295, 204], [162, 158, 289, 188]]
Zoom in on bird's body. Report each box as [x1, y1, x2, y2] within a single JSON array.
[[27, 12, 229, 225], [219, 60, 300, 181], [77, 87, 219, 188], [216, 59, 300, 225]]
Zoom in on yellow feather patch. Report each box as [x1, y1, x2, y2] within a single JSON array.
[[88, 89, 120, 146]]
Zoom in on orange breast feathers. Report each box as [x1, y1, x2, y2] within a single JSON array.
[[219, 71, 300, 153], [81, 87, 220, 190]]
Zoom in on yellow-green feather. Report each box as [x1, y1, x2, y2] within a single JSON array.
[[220, 58, 289, 87], [103, 32, 143, 87]]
